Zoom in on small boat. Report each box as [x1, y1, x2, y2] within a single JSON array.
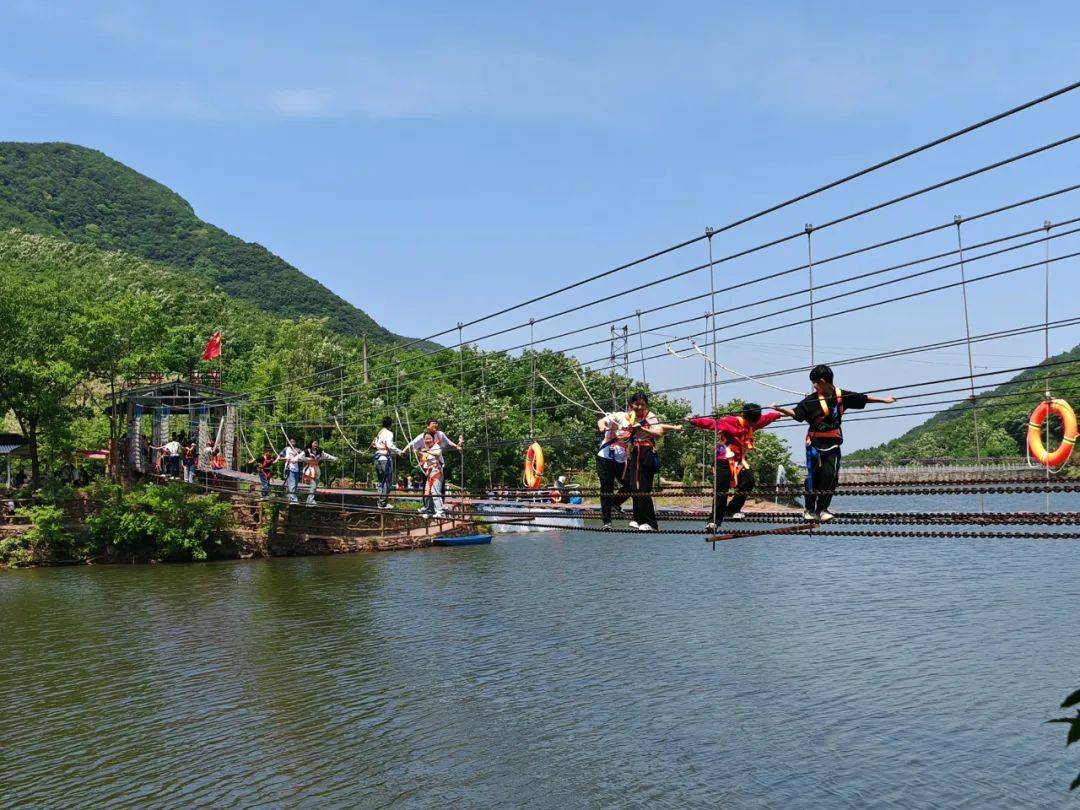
[[432, 534, 493, 547]]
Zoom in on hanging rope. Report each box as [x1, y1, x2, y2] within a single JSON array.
[[333, 416, 364, 454], [666, 341, 803, 395], [570, 364, 605, 414], [394, 405, 420, 468], [262, 426, 280, 457], [237, 423, 257, 464], [537, 372, 604, 415]]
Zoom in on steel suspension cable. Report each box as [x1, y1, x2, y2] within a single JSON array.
[[194, 117, 1080, 409], [201, 174, 1080, 414]]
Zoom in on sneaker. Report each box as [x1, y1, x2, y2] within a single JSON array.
[[601, 523, 613, 530], [727, 512, 745, 521], [628, 520, 640, 530], [418, 510, 432, 518], [802, 510, 817, 522], [433, 511, 447, 519], [705, 522, 718, 533], [638, 524, 653, 532], [818, 510, 835, 523]]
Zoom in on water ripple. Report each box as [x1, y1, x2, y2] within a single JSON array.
[[1, 492, 1078, 807]]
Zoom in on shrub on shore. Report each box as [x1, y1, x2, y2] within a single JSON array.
[[0, 482, 232, 567]]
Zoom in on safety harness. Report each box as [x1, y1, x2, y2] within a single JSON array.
[[622, 410, 658, 489], [715, 416, 751, 488], [806, 387, 844, 444], [805, 388, 844, 489]]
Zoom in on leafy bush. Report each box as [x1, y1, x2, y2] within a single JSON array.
[[87, 482, 232, 562], [0, 504, 73, 566]]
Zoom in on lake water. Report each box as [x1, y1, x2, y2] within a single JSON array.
[[2, 493, 1078, 808]]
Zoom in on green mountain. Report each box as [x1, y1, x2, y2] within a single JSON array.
[[849, 344, 1080, 462], [0, 142, 412, 345], [1, 229, 717, 491]]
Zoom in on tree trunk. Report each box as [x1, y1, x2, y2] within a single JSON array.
[[108, 376, 118, 481], [28, 418, 40, 489]]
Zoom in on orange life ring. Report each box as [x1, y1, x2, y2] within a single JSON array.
[[524, 441, 545, 489], [1027, 398, 1078, 468]]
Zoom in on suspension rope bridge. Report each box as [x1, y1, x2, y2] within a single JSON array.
[[129, 80, 1080, 544]]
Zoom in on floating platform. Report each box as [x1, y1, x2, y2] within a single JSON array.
[[432, 534, 493, 547]]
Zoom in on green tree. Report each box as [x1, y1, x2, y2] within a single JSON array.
[[0, 272, 93, 485]]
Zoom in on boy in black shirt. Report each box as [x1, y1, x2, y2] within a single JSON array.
[[772, 364, 895, 522]]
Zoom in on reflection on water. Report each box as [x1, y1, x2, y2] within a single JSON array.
[[1, 493, 1077, 807]]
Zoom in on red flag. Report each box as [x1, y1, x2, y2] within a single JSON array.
[[202, 331, 222, 361]]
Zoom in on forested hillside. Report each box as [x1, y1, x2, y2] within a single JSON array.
[[0, 230, 802, 488], [0, 142, 413, 344], [849, 345, 1080, 462]]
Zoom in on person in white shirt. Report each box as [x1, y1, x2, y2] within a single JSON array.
[[301, 439, 338, 506], [278, 436, 306, 505], [150, 435, 183, 479], [621, 391, 668, 531], [371, 417, 402, 509], [596, 407, 633, 529], [403, 419, 463, 518]]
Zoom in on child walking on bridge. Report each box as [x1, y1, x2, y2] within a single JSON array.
[[771, 364, 895, 522], [685, 402, 783, 531]]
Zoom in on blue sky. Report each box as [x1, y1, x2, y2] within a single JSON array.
[[3, 1, 1079, 449]]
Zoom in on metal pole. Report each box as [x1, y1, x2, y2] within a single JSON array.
[[458, 323, 466, 501], [954, 216, 984, 513], [529, 319, 536, 438], [609, 325, 617, 408], [1043, 219, 1053, 513], [706, 228, 720, 535], [635, 309, 647, 384], [805, 224, 816, 366]]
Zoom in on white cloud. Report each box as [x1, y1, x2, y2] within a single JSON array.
[[3, 3, 1075, 124]]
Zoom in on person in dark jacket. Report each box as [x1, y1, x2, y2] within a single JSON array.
[[771, 364, 895, 522]]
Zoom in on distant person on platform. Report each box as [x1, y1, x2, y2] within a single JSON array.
[[404, 419, 463, 519], [150, 434, 182, 479], [278, 436, 306, 505], [371, 417, 403, 510], [770, 363, 896, 522], [301, 439, 338, 506], [182, 438, 197, 483], [257, 447, 276, 499], [685, 402, 783, 531]]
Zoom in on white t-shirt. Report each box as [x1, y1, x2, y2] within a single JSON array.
[[405, 431, 454, 452], [407, 432, 453, 472], [164, 440, 181, 455], [281, 446, 306, 472], [373, 428, 400, 456], [597, 412, 632, 463]]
